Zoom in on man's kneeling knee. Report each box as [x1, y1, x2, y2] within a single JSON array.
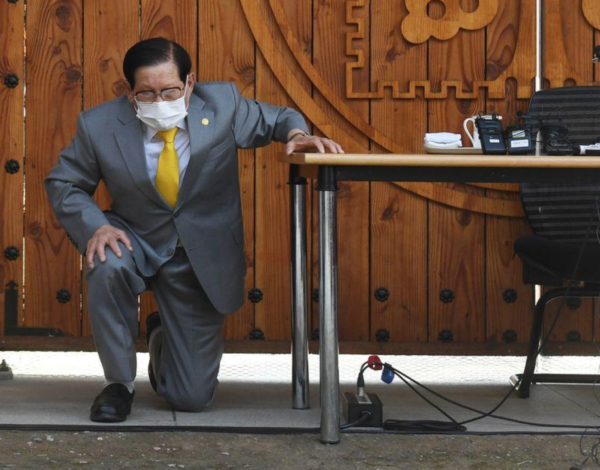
[[164, 383, 217, 412], [86, 242, 134, 277], [167, 394, 212, 412]]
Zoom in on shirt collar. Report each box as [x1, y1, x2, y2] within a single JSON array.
[[143, 117, 188, 143]]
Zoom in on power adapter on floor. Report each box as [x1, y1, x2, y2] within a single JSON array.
[[343, 392, 383, 428]]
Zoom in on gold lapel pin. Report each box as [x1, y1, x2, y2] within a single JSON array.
[[202, 118, 209, 125]]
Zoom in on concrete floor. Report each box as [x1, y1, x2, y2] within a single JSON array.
[[1, 377, 600, 435], [0, 353, 599, 434], [0, 431, 593, 469]]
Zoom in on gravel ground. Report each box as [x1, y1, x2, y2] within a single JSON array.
[[0, 431, 595, 469]]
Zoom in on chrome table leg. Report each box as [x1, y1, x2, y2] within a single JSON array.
[[290, 165, 310, 410], [317, 166, 339, 444]]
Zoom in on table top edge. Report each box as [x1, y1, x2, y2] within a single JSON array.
[[279, 153, 600, 168]]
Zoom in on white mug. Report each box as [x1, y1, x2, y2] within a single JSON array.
[[463, 117, 482, 149]]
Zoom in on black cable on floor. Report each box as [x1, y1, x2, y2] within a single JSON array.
[[368, 201, 600, 433], [383, 419, 465, 432], [390, 366, 600, 430], [340, 410, 372, 430]]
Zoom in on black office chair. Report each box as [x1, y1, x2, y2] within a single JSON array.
[[513, 86, 600, 398]]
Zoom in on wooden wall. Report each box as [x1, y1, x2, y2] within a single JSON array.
[[1, 0, 600, 354]]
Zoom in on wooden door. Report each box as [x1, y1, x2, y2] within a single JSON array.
[[2, 0, 599, 355]]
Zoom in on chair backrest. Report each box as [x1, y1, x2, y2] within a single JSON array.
[[527, 86, 600, 144], [521, 183, 600, 244], [521, 86, 600, 244]]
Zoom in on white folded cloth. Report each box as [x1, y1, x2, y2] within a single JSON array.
[[424, 132, 463, 144], [423, 141, 462, 150]]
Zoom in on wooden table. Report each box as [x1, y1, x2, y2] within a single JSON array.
[[279, 153, 600, 444]]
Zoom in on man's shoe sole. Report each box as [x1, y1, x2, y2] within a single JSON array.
[[90, 404, 132, 423], [90, 407, 131, 423]]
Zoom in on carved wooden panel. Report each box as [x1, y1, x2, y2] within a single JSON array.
[[544, 0, 600, 88], [402, 0, 499, 44], [348, 0, 536, 100], [3, 0, 598, 354], [0, 0, 25, 335]]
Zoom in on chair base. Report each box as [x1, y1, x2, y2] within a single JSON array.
[[511, 373, 600, 398], [516, 285, 600, 399]]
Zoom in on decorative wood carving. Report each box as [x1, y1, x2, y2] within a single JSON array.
[[545, 0, 600, 88], [242, 0, 524, 216], [583, 0, 600, 30], [347, 0, 535, 100], [402, 0, 499, 44]]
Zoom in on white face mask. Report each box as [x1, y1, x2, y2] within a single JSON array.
[[134, 78, 189, 131]]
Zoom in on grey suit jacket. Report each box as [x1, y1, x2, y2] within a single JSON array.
[[45, 81, 310, 314]]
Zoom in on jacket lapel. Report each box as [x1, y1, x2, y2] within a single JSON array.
[[113, 96, 173, 210], [112, 92, 215, 211], [176, 93, 214, 210]]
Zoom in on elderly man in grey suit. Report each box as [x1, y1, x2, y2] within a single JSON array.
[[45, 37, 344, 422]]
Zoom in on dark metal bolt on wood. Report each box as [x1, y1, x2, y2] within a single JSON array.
[[566, 297, 582, 310], [247, 288, 263, 303], [249, 328, 265, 340], [375, 328, 390, 342], [374, 287, 390, 302], [4, 246, 19, 261], [438, 329, 453, 343], [439, 289, 454, 304], [566, 330, 581, 342], [502, 288, 518, 304], [502, 329, 518, 343], [3, 74, 19, 88], [4, 159, 20, 174], [56, 289, 71, 304], [312, 288, 319, 303]]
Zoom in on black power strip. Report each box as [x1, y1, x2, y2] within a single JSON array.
[[343, 392, 383, 428]]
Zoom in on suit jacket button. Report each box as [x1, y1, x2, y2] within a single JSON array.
[[166, 248, 174, 256]]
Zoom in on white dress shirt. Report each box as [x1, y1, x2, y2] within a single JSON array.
[[142, 118, 191, 248]]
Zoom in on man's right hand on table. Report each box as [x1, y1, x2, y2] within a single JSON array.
[[86, 224, 134, 269]]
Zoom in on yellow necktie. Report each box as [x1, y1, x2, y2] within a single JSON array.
[[155, 127, 179, 208]]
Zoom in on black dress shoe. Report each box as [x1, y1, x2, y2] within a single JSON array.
[[146, 312, 162, 393], [90, 383, 135, 423]]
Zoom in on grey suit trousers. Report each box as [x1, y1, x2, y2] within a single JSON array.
[[85, 242, 225, 412]]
